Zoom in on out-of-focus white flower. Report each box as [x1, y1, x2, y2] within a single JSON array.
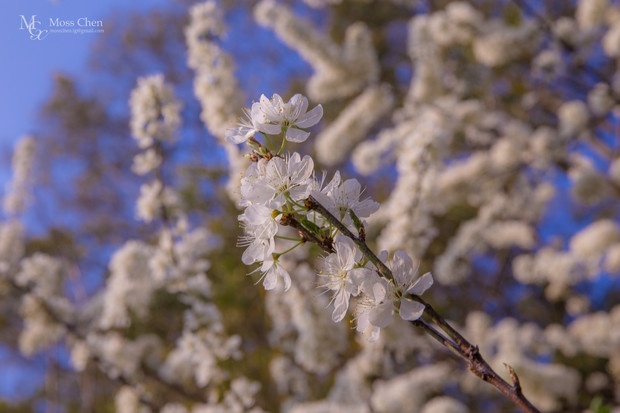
[[254, 1, 378, 101], [603, 22, 620, 57], [129, 74, 182, 148], [3, 136, 36, 216], [587, 83, 614, 116], [570, 219, 620, 261], [131, 148, 162, 176], [15, 253, 64, 297], [315, 85, 393, 165], [473, 20, 539, 67], [609, 158, 620, 185], [569, 156, 611, 205], [18, 294, 70, 356], [558, 100, 590, 137], [553, 17, 582, 47], [603, 243, 620, 273], [421, 396, 469, 413], [115, 386, 145, 413], [99, 241, 155, 329], [0, 221, 24, 274], [533, 49, 563, 76], [136, 180, 180, 223], [576, 0, 609, 30]]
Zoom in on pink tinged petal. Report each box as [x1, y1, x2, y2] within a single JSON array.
[[399, 299, 425, 321], [295, 104, 323, 128], [369, 302, 394, 328], [407, 272, 433, 295], [286, 128, 310, 143]]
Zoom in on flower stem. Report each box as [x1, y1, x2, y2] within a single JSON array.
[[277, 128, 287, 156], [305, 196, 394, 282]]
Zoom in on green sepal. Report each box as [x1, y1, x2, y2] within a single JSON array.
[[300, 218, 321, 235]]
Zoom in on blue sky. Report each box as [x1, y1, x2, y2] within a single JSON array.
[[0, 0, 171, 185]]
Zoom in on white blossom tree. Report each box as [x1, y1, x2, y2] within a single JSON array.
[[1, 0, 620, 412]]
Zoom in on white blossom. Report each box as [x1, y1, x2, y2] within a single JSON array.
[[99, 241, 155, 329], [315, 85, 393, 166], [131, 148, 162, 176], [558, 100, 590, 137], [319, 234, 368, 322], [3, 136, 36, 216], [576, 0, 609, 29], [255, 93, 323, 143], [129, 74, 182, 148], [240, 152, 314, 208], [603, 22, 620, 57]]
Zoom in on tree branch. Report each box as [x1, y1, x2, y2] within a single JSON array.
[[305, 195, 541, 413]]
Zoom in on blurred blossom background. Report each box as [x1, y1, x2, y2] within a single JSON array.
[[0, 0, 619, 412]]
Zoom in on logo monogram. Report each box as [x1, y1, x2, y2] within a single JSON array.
[[19, 15, 48, 40]]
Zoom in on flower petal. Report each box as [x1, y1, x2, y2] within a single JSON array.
[[289, 94, 308, 121], [286, 127, 310, 143], [369, 302, 393, 328], [399, 299, 425, 321], [262, 268, 278, 290], [295, 104, 323, 128], [332, 289, 349, 322], [407, 272, 433, 295], [257, 122, 281, 135]]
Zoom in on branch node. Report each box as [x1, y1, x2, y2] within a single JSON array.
[[504, 363, 523, 394]]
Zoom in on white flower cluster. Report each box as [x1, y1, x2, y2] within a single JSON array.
[[2, 136, 36, 216], [230, 92, 433, 342], [254, 0, 379, 102], [129, 74, 182, 150], [129, 74, 185, 223], [185, 1, 249, 201]]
